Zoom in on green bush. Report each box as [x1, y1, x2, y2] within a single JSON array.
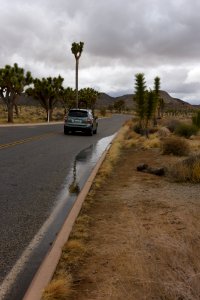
[[175, 123, 198, 138], [100, 107, 106, 117], [192, 110, 200, 128], [170, 154, 200, 183], [162, 137, 190, 156]]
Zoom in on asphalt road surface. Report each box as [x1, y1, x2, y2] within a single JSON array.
[[0, 114, 131, 300]]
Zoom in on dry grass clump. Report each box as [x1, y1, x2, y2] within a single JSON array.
[[123, 129, 140, 148], [170, 154, 200, 182], [61, 240, 86, 266], [42, 214, 91, 299], [161, 137, 190, 156], [42, 276, 72, 300], [142, 134, 160, 149], [157, 126, 171, 138], [42, 240, 85, 300], [69, 216, 91, 240], [94, 124, 130, 187], [189, 137, 200, 153]]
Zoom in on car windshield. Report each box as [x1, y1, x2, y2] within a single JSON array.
[[68, 110, 88, 118]]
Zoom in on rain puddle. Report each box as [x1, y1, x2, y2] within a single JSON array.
[[41, 132, 117, 239], [59, 132, 116, 204]]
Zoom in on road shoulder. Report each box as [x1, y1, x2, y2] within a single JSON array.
[[69, 145, 200, 299]]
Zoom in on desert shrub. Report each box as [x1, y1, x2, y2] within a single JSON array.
[[100, 107, 106, 116], [175, 123, 198, 138], [142, 136, 160, 149], [192, 110, 200, 128], [170, 154, 200, 182], [162, 137, 190, 156], [133, 124, 142, 134], [165, 119, 181, 132], [157, 127, 171, 138]]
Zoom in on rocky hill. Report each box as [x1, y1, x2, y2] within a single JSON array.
[[96, 91, 193, 111], [0, 90, 194, 111]]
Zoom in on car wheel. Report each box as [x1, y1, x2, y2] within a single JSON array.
[[88, 128, 93, 136], [93, 128, 97, 134], [64, 128, 69, 135]]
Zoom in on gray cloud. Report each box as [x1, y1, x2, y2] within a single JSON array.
[[0, 0, 200, 103]]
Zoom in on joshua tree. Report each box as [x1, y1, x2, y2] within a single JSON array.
[[153, 76, 160, 125], [114, 99, 125, 113], [60, 87, 76, 113], [145, 89, 156, 136], [71, 41, 84, 108], [26, 76, 64, 122], [78, 87, 100, 113], [0, 63, 32, 123], [134, 73, 147, 129], [134, 73, 160, 136]]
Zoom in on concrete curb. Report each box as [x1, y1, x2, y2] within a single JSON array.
[[0, 121, 63, 127], [23, 144, 111, 300]]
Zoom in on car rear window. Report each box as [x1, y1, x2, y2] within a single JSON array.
[[68, 110, 88, 117]]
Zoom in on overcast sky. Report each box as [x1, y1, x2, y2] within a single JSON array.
[[0, 0, 200, 104]]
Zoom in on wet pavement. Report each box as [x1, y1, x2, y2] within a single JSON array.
[[1, 133, 116, 300]]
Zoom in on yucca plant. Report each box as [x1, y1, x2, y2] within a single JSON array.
[[192, 110, 200, 128]]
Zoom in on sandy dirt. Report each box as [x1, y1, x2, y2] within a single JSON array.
[[71, 145, 200, 300]]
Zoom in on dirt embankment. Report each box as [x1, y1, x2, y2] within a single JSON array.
[[70, 145, 200, 300]]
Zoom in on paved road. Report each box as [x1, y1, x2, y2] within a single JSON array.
[[0, 114, 131, 300]]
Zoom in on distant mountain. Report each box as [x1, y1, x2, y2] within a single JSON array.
[[96, 90, 193, 110], [0, 90, 194, 111], [158, 91, 191, 108], [96, 93, 134, 109], [95, 93, 115, 108]]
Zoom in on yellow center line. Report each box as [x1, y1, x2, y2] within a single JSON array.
[[0, 132, 56, 150]]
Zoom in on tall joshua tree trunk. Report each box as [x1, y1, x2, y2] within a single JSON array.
[[7, 102, 14, 123], [75, 57, 79, 108], [71, 42, 84, 108]]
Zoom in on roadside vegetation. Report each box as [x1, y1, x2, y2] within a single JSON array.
[[0, 104, 66, 124], [41, 109, 200, 299]]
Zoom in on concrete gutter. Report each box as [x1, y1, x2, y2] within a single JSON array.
[[23, 144, 111, 300]]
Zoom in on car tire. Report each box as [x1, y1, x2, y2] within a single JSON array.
[[64, 128, 69, 135], [88, 128, 93, 136]]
